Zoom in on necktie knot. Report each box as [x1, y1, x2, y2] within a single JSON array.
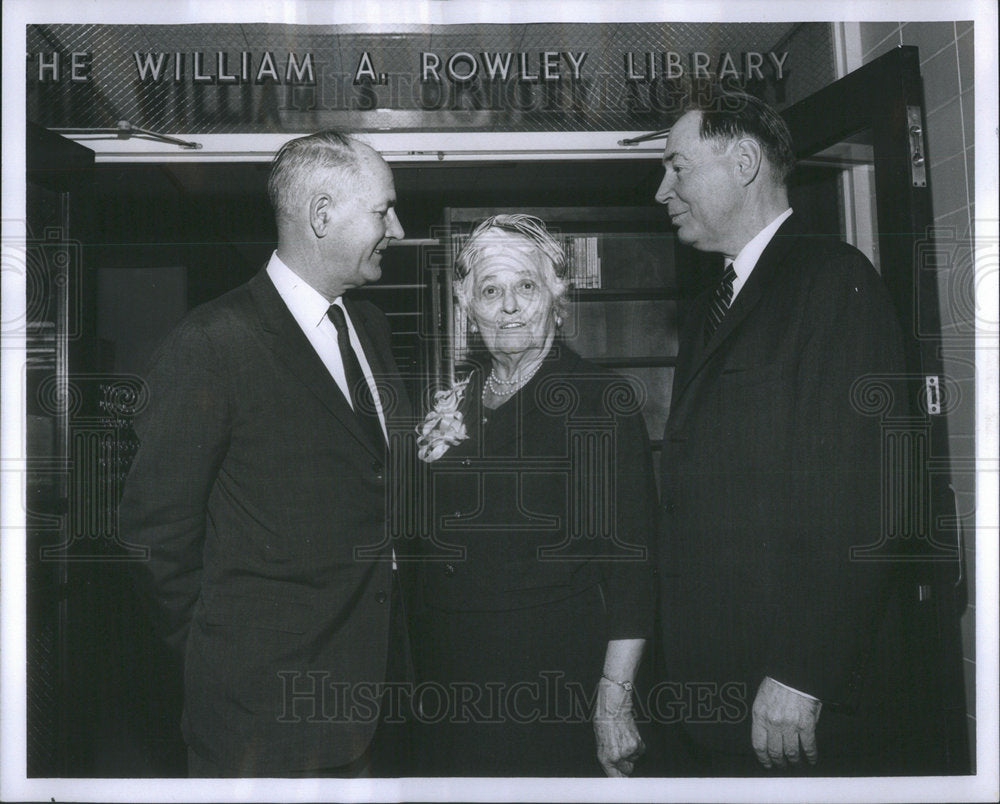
[[327, 303, 349, 334], [719, 261, 737, 301]]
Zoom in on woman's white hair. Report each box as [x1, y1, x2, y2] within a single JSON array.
[[453, 214, 570, 320]]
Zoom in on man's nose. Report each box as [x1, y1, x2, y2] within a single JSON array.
[[655, 171, 674, 204], [386, 209, 405, 240]]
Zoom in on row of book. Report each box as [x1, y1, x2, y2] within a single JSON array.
[[562, 235, 603, 289], [450, 232, 604, 289]]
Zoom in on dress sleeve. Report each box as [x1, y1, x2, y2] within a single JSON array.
[[601, 392, 657, 640]]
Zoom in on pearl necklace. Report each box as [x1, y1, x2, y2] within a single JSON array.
[[484, 361, 543, 398]]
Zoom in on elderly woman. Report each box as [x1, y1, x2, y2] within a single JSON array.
[[411, 214, 656, 777]]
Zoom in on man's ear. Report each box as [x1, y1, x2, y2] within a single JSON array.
[[734, 137, 763, 187], [310, 193, 331, 237]]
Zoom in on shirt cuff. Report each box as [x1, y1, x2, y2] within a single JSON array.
[[767, 676, 820, 702]]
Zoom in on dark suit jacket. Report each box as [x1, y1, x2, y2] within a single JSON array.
[[119, 268, 411, 775], [657, 214, 911, 764]]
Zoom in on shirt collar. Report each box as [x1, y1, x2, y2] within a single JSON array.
[[266, 251, 341, 328], [731, 207, 793, 288]]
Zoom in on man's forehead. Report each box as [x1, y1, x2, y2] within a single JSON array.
[[352, 153, 396, 198], [662, 112, 706, 162], [355, 145, 393, 176], [353, 141, 381, 163]]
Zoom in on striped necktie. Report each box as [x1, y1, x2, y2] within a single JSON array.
[[704, 261, 737, 344]]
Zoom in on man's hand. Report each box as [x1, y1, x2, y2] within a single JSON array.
[[594, 677, 646, 777], [751, 676, 822, 768]]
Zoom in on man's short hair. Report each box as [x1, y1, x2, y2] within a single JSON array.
[[688, 90, 796, 185], [267, 130, 360, 222]]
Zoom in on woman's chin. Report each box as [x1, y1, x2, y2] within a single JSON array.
[[485, 325, 557, 354], [488, 336, 539, 355]]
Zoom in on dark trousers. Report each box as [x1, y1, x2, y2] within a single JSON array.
[[188, 572, 415, 778]]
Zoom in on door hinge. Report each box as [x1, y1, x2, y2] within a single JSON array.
[[925, 375, 941, 415], [907, 105, 928, 188]]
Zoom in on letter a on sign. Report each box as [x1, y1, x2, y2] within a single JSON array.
[[354, 51, 377, 83]]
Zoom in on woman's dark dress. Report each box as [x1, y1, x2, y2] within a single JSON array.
[[410, 344, 656, 776]]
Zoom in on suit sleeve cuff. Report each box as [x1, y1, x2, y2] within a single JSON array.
[[767, 676, 821, 703]]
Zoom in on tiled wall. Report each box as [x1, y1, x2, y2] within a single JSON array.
[[859, 20, 977, 764]]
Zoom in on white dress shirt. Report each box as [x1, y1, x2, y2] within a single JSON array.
[[730, 207, 793, 302], [266, 252, 387, 441]]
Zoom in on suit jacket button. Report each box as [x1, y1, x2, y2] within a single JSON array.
[[461, 459, 471, 466], [444, 564, 456, 577], [375, 591, 388, 604], [372, 462, 383, 474]]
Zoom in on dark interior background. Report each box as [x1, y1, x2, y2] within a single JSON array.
[[91, 158, 838, 375]]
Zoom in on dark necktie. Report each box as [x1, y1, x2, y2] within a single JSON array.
[[327, 304, 385, 452], [704, 261, 737, 344]]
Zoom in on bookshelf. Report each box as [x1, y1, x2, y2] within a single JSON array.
[[440, 206, 694, 449]]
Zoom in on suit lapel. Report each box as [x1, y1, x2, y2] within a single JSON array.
[[248, 270, 383, 460], [671, 215, 802, 407], [670, 290, 712, 408]]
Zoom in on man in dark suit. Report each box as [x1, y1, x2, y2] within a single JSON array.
[[119, 130, 411, 776], [655, 92, 914, 774]]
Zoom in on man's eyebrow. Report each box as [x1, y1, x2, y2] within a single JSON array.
[[662, 151, 679, 165]]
